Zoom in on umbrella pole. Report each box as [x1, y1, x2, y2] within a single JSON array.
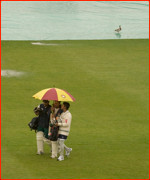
[[49, 113, 52, 136]]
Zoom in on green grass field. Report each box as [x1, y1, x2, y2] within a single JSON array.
[[1, 39, 149, 179]]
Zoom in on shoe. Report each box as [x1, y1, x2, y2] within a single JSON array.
[[65, 148, 72, 157], [57, 156, 64, 161], [37, 151, 44, 155], [50, 155, 57, 158]]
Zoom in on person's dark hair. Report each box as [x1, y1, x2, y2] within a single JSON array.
[[63, 102, 70, 110], [58, 101, 61, 108], [43, 100, 49, 103]]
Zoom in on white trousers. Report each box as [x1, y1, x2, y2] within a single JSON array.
[[43, 137, 52, 149], [36, 131, 44, 154], [51, 141, 58, 157], [43, 137, 60, 156], [58, 138, 70, 156]]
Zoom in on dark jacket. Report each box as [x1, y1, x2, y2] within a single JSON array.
[[38, 104, 51, 128]]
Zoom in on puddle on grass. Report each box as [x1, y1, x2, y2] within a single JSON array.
[[31, 42, 59, 46], [1, 70, 25, 77]]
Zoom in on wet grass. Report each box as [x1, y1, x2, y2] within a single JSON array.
[[1, 39, 149, 179]]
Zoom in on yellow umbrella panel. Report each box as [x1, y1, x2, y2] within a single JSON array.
[[32, 88, 76, 102]]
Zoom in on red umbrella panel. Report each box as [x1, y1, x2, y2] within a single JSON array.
[[32, 88, 76, 102]]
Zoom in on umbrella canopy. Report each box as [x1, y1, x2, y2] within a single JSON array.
[[32, 88, 76, 102]]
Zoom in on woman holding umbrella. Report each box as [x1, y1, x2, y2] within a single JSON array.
[[49, 101, 63, 158]]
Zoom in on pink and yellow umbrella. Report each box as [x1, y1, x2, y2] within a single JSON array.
[[32, 88, 76, 102]]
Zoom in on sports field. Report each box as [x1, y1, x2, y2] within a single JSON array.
[[1, 39, 149, 179]]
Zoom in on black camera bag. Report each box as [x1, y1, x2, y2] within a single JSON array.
[[28, 117, 39, 132]]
